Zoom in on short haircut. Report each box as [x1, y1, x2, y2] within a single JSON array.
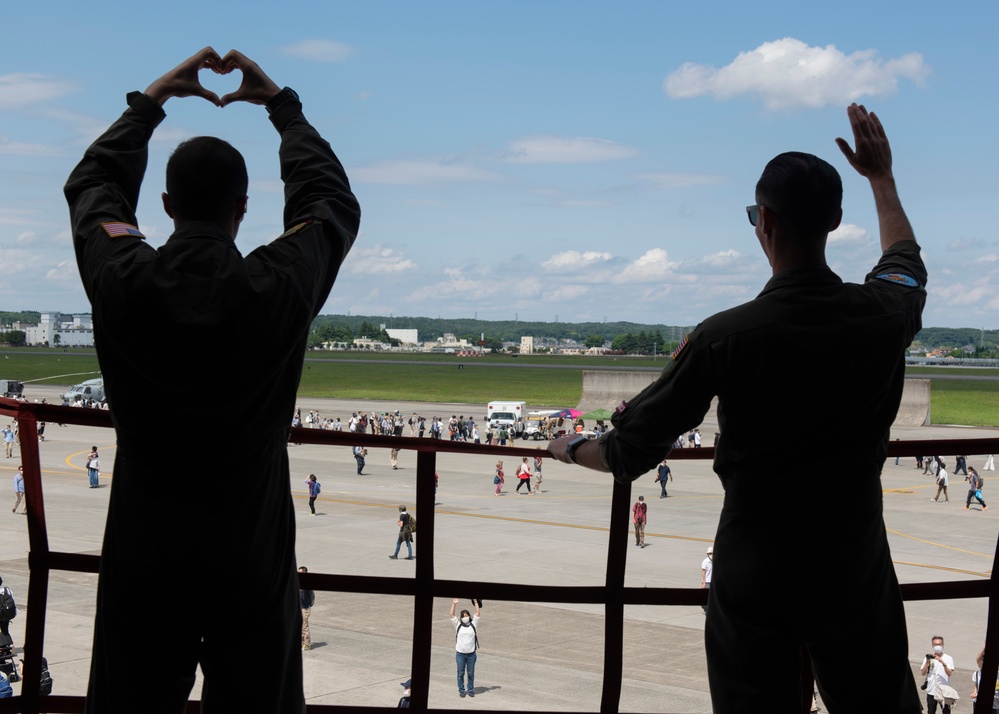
[[165, 136, 248, 223], [755, 151, 842, 238]]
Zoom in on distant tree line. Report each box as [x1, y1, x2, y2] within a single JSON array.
[[4, 309, 996, 354]]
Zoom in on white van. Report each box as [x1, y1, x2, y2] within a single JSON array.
[[486, 400, 526, 432], [62, 378, 105, 405]]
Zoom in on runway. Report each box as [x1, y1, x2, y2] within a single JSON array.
[[1, 388, 997, 710]]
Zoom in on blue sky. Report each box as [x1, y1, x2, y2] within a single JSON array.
[[1, 1, 996, 329]]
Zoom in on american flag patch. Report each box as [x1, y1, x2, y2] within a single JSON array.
[[669, 335, 689, 360], [101, 222, 145, 239]]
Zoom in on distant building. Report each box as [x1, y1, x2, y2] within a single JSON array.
[[385, 328, 419, 345], [22, 312, 94, 347], [521, 336, 534, 354], [424, 333, 471, 352]]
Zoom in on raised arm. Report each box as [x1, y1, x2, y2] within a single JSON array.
[[450, 598, 459, 618], [835, 103, 916, 251]]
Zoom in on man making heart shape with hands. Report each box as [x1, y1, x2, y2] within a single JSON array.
[[66, 47, 360, 714]]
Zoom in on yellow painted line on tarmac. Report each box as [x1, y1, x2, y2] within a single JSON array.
[[886, 527, 995, 559], [303, 494, 715, 544], [891, 560, 990, 578], [884, 483, 935, 494]]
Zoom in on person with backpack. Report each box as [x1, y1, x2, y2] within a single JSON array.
[[389, 505, 415, 560], [305, 474, 321, 516], [0, 577, 16, 640], [449, 597, 481, 698], [965, 467, 988, 511]]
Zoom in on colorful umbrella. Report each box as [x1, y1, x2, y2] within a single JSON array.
[[549, 408, 583, 419]]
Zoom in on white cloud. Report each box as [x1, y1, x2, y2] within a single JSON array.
[[0, 207, 37, 227], [635, 172, 726, 189], [44, 259, 79, 282], [408, 273, 499, 301], [503, 136, 638, 164], [685, 249, 743, 269], [549, 284, 590, 301], [975, 255, 999, 264], [0, 137, 61, 156], [948, 237, 986, 251], [612, 248, 681, 283], [16, 231, 37, 245], [664, 38, 928, 110], [541, 250, 613, 272], [828, 223, 870, 245], [351, 159, 502, 185], [282, 39, 354, 63], [345, 245, 416, 275], [0, 73, 76, 109]]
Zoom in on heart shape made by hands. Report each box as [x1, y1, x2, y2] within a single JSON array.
[[198, 64, 242, 102]]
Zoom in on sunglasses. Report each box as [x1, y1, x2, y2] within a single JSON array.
[[745, 204, 762, 226]]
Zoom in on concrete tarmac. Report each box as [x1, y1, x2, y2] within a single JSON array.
[[2, 386, 998, 712]]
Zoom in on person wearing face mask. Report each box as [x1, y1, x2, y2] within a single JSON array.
[[397, 678, 412, 708], [449, 597, 481, 698], [920, 635, 955, 714]]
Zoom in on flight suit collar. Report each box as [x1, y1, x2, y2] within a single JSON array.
[[166, 221, 238, 247], [757, 263, 841, 298]]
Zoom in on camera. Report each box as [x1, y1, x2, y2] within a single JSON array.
[[925, 653, 935, 660]]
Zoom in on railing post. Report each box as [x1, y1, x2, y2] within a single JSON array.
[[600, 477, 631, 713], [409, 449, 437, 712], [13, 409, 48, 714]]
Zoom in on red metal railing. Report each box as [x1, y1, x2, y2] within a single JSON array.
[[2, 396, 999, 714]]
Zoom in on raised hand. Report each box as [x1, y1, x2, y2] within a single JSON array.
[[218, 50, 282, 107], [144, 47, 225, 107], [835, 103, 893, 181]]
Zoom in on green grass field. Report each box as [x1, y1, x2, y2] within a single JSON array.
[[3, 349, 998, 427]]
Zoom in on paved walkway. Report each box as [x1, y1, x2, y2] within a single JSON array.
[[1, 387, 997, 711]]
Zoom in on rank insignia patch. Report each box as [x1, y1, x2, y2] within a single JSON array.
[[277, 220, 313, 240], [102, 222, 145, 239], [875, 272, 920, 288]]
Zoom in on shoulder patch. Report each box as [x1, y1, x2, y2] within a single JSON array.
[[875, 272, 920, 288], [277, 220, 314, 240], [102, 222, 144, 239], [613, 400, 628, 416], [669, 334, 689, 360]]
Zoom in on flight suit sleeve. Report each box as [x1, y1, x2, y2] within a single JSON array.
[[256, 97, 361, 318], [864, 240, 927, 342], [599, 329, 716, 483], [64, 92, 163, 302]]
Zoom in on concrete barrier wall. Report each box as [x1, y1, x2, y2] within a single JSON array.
[[894, 378, 931, 427]]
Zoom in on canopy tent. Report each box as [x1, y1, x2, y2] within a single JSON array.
[[549, 408, 582, 419], [581, 408, 613, 421]]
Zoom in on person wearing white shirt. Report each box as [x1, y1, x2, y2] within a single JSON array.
[[700, 546, 713, 614], [920, 635, 955, 714], [449, 597, 481, 698]]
